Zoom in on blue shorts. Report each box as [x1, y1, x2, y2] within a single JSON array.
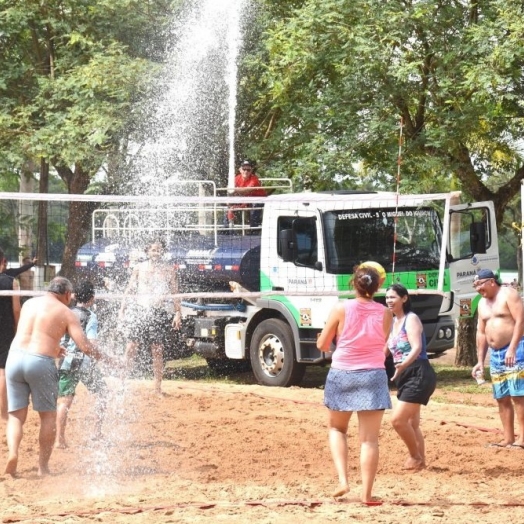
[[490, 338, 524, 400], [5, 348, 58, 412], [324, 368, 392, 412]]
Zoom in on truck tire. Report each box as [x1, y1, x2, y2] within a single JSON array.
[[250, 319, 306, 387]]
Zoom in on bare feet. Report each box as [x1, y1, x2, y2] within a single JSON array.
[[332, 483, 349, 498], [4, 456, 18, 477], [486, 441, 513, 448], [403, 456, 425, 470], [38, 465, 51, 477]]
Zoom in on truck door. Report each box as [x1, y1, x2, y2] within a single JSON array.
[[447, 201, 499, 318], [271, 213, 338, 330]]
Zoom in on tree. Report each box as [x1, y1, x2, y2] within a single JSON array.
[[0, 0, 181, 277], [241, 0, 524, 364], [244, 0, 524, 204]]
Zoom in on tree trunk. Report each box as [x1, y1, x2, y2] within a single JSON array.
[[455, 314, 477, 366], [55, 164, 94, 280]]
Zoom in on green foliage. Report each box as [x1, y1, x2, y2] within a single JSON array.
[[0, 0, 180, 179], [241, 0, 524, 214]]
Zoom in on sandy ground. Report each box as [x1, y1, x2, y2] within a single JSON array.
[[2, 357, 524, 524]]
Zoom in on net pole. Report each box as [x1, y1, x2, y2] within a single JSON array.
[[392, 117, 404, 276]]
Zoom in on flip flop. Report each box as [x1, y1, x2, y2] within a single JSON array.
[[486, 442, 509, 448], [509, 443, 524, 450]]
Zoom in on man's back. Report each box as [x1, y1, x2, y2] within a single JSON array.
[[12, 294, 72, 358]]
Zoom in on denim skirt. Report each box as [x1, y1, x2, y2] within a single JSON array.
[[324, 367, 392, 412]]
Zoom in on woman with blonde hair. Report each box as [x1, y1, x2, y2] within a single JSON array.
[[317, 263, 393, 503]]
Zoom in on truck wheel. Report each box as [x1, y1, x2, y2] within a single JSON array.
[[250, 319, 305, 387]]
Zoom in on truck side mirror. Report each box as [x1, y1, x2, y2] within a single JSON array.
[[279, 229, 295, 262], [470, 221, 487, 254]]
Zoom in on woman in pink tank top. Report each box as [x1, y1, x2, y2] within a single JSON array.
[[317, 263, 393, 503]]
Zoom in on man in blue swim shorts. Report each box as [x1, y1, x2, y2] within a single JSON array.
[[4, 277, 115, 477], [472, 269, 524, 449]]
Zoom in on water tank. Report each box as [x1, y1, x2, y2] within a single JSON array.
[[176, 234, 261, 293]]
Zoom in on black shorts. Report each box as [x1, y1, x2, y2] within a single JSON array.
[[0, 350, 9, 369], [125, 305, 173, 347], [395, 359, 436, 406]]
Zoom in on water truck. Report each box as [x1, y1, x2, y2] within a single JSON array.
[[82, 185, 499, 387]]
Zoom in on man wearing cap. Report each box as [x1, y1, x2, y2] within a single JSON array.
[[472, 268, 524, 448], [226, 160, 267, 229]]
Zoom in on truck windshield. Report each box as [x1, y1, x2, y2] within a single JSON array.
[[323, 207, 442, 274]]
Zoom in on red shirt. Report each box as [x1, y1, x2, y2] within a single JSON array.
[[234, 173, 267, 197]]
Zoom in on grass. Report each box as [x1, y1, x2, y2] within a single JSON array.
[[164, 356, 493, 403], [164, 354, 255, 384], [432, 363, 490, 393]]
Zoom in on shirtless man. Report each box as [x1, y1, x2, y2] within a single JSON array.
[[119, 239, 181, 395], [4, 277, 109, 477], [471, 269, 524, 448]]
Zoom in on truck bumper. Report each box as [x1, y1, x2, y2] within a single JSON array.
[[425, 316, 455, 354]]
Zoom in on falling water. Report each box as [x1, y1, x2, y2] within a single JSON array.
[[128, 0, 248, 195], [226, 1, 243, 189], [83, 0, 249, 493]]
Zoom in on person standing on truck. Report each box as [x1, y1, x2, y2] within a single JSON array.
[[226, 159, 267, 229], [471, 268, 524, 448], [0, 248, 21, 421], [385, 283, 436, 470], [118, 239, 182, 396], [55, 281, 107, 449], [317, 264, 393, 503]]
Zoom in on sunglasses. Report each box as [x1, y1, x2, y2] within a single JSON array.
[[472, 278, 491, 288]]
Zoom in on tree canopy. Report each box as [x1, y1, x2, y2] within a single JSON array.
[[0, 0, 182, 273], [240, 0, 524, 219], [0, 0, 179, 184]]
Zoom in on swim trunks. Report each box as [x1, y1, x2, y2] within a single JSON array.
[[125, 305, 173, 346], [58, 359, 106, 397], [5, 348, 58, 412], [324, 368, 392, 411], [490, 337, 524, 399]]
